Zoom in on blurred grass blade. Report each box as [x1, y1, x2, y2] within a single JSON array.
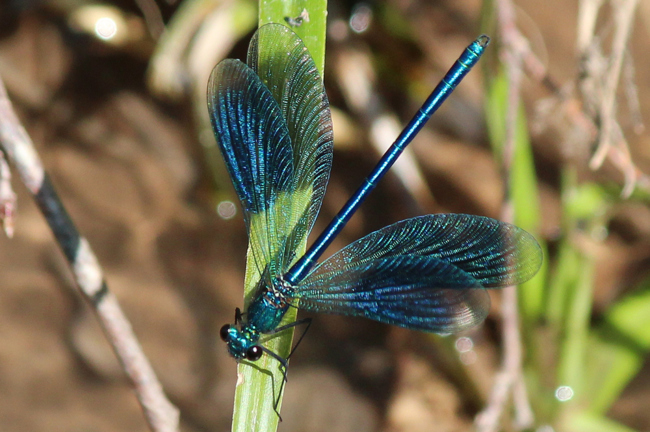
[[585, 280, 650, 414], [545, 238, 580, 330], [484, 69, 546, 322], [545, 173, 609, 330], [231, 2, 328, 432], [150, 0, 258, 198], [556, 250, 595, 397], [148, 0, 257, 99], [568, 411, 639, 432], [554, 181, 608, 410]]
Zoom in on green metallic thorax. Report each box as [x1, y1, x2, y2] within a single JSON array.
[[225, 277, 295, 360]]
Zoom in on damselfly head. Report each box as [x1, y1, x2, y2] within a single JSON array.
[[219, 323, 232, 342], [245, 345, 263, 361], [220, 319, 263, 361]]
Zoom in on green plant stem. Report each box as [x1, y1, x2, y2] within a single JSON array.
[[231, 2, 327, 432], [556, 250, 595, 395]]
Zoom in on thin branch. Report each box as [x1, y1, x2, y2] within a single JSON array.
[[588, 0, 639, 170], [0, 76, 180, 432], [622, 50, 645, 135], [475, 0, 533, 430], [0, 150, 16, 237], [525, 0, 645, 198], [133, 0, 166, 40], [577, 0, 606, 52]]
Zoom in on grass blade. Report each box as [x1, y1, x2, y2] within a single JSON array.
[[231, 2, 327, 431]]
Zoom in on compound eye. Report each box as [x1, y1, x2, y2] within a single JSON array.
[[246, 345, 263, 361], [219, 324, 231, 342]]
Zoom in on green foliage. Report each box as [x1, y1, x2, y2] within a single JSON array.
[[568, 412, 638, 432], [485, 70, 547, 324], [485, 51, 650, 432], [586, 282, 650, 414]]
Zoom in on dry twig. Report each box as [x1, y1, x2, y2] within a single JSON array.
[[475, 0, 534, 430], [585, 0, 639, 171], [0, 150, 16, 237], [134, 0, 165, 39], [576, 0, 643, 196], [0, 77, 180, 432]]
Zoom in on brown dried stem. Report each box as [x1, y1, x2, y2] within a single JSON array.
[[0, 76, 180, 432], [586, 0, 639, 171], [475, 0, 533, 430]]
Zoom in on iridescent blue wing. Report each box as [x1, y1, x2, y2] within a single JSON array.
[[296, 214, 542, 333], [248, 23, 333, 270], [298, 255, 489, 333], [207, 24, 333, 278], [309, 214, 542, 287], [207, 58, 294, 277]]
